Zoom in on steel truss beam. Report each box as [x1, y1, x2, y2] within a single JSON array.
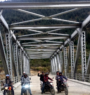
[[13, 43, 19, 78], [69, 41, 74, 78], [18, 37, 66, 40], [63, 47, 68, 76], [59, 51, 63, 72], [10, 24, 80, 30], [18, 48, 23, 75], [5, 33, 12, 78], [0, 2, 90, 9], [81, 31, 87, 78], [26, 49, 55, 51]]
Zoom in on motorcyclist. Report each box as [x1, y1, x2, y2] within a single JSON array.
[[21, 73, 32, 95], [38, 71, 44, 83], [55, 71, 59, 89], [57, 72, 67, 92], [3, 74, 14, 95], [21, 72, 25, 85], [41, 73, 53, 94]]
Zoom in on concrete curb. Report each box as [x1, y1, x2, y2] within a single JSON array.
[[69, 79, 90, 86]]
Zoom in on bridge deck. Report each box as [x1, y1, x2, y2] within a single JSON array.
[[15, 75, 90, 95]]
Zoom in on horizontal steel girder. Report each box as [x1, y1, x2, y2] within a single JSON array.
[[0, 2, 90, 9], [23, 43, 60, 46], [19, 37, 66, 40], [26, 49, 55, 51], [10, 24, 80, 30]]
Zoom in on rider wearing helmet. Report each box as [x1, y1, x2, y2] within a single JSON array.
[[55, 71, 59, 88], [41, 73, 53, 94], [57, 72, 67, 92], [21, 73, 32, 95], [3, 74, 14, 95]]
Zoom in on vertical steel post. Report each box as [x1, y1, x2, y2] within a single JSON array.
[[64, 47, 68, 76], [53, 57, 56, 72], [18, 48, 23, 75], [5, 33, 12, 79], [69, 41, 74, 78], [52, 58, 54, 73], [13, 43, 19, 78], [55, 56, 58, 71], [57, 54, 61, 72], [51, 59, 53, 73], [81, 31, 87, 80], [59, 50, 63, 72], [52, 58, 55, 73]]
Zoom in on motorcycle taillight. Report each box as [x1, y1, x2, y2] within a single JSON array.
[[8, 86, 12, 91]]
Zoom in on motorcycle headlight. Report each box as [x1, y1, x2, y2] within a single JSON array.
[[50, 83, 53, 85], [5, 87, 8, 90], [24, 85, 29, 88]]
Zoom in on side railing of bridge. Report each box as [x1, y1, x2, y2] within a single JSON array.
[[67, 73, 90, 82]]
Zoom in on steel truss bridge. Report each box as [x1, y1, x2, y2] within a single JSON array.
[[0, 1, 90, 87]]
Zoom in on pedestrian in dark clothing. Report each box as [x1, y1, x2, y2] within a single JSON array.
[[38, 71, 44, 82]]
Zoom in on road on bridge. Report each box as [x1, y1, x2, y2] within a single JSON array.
[[15, 75, 90, 95]]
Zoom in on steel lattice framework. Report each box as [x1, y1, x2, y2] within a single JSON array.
[[0, 1, 90, 80]]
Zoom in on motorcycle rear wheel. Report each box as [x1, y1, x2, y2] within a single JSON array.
[[64, 87, 68, 95], [50, 88, 55, 95]]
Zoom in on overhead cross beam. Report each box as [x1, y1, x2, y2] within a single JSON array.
[[10, 24, 80, 30], [0, 2, 90, 9], [11, 8, 79, 25]]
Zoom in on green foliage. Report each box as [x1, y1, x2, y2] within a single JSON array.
[[30, 59, 50, 72]]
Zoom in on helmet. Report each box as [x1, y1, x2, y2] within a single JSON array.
[[59, 72, 62, 75], [45, 72, 48, 75], [6, 74, 10, 77], [56, 71, 59, 73]]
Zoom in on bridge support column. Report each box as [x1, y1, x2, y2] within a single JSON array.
[[52, 58, 55, 73], [56, 54, 61, 72], [50, 58, 52, 73], [59, 50, 63, 72], [53, 57, 56, 72], [5, 32, 12, 79], [18, 48, 23, 75], [63, 47, 68, 76], [13, 43, 19, 80], [69, 41, 74, 78], [81, 31, 87, 80], [55, 56, 58, 71]]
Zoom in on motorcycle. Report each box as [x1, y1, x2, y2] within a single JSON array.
[[41, 81, 55, 95], [4, 84, 12, 95], [22, 83, 30, 95], [58, 80, 68, 95]]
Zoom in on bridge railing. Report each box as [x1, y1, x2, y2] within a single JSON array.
[[67, 73, 90, 82], [0, 76, 21, 92]]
